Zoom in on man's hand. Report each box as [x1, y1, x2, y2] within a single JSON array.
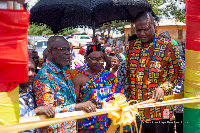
[[34, 106, 55, 118], [152, 86, 165, 102], [75, 101, 96, 113]]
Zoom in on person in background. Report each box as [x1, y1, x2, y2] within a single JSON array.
[[77, 47, 86, 64], [28, 49, 39, 73], [126, 11, 182, 133], [111, 53, 123, 77], [70, 42, 76, 60], [92, 35, 99, 45], [19, 58, 55, 133], [33, 36, 96, 133], [159, 32, 183, 133], [173, 39, 185, 133], [73, 44, 124, 133], [114, 46, 126, 61], [117, 34, 138, 91], [159, 32, 171, 41], [43, 48, 48, 64], [33, 45, 36, 50], [159, 32, 179, 49], [114, 46, 120, 53]]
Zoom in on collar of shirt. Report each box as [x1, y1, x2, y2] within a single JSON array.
[[46, 59, 69, 73], [19, 85, 33, 94], [136, 34, 159, 49]]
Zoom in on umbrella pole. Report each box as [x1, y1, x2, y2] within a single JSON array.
[[91, 11, 95, 38], [92, 21, 95, 37]]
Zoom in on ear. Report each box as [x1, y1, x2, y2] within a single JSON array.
[[48, 49, 52, 54], [85, 55, 89, 62], [153, 22, 156, 29]]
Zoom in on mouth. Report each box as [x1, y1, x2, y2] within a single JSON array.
[[63, 58, 70, 61], [95, 65, 103, 68], [140, 37, 147, 40]]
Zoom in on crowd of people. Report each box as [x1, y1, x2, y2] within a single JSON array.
[[20, 11, 185, 133]]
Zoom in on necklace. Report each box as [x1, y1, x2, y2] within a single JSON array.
[[141, 38, 156, 61]]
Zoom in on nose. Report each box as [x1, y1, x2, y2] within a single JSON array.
[[140, 30, 145, 36], [96, 59, 104, 64]]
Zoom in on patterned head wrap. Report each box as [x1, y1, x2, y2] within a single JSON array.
[[114, 53, 123, 62], [86, 44, 105, 56]]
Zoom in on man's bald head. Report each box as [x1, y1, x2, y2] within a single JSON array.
[[134, 11, 155, 24], [47, 36, 68, 49]]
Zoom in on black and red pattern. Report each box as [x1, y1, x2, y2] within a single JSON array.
[[125, 34, 183, 121]]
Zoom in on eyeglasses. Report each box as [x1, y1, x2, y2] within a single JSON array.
[[52, 47, 71, 53], [88, 57, 104, 63]]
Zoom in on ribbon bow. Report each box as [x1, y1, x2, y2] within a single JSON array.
[[103, 93, 140, 133]]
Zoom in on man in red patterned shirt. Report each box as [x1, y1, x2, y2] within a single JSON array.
[[125, 11, 182, 133]]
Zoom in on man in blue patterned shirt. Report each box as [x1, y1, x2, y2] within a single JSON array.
[[33, 36, 96, 133]]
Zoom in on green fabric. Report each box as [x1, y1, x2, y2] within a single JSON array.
[[183, 107, 200, 133], [171, 39, 178, 47], [120, 53, 126, 61]]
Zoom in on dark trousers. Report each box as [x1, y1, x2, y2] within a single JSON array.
[[175, 113, 183, 133], [131, 117, 170, 133]]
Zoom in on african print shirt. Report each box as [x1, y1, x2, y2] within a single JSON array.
[[19, 85, 37, 133], [125, 34, 183, 121], [77, 69, 124, 132], [33, 60, 76, 133]]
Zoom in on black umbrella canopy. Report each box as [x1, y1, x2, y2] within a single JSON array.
[[30, 0, 153, 34], [91, 0, 153, 26], [30, 0, 92, 33]]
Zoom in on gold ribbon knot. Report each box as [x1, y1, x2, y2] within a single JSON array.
[[103, 93, 139, 133]]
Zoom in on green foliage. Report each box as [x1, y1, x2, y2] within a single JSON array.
[[28, 24, 78, 36], [28, 24, 53, 35], [57, 28, 78, 36], [148, 0, 186, 23]]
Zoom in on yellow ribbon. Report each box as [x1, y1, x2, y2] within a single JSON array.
[[103, 93, 139, 133], [103, 93, 184, 133], [0, 93, 185, 133]]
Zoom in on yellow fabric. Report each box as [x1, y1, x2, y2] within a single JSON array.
[[185, 49, 200, 109], [0, 85, 19, 125], [67, 69, 79, 81]]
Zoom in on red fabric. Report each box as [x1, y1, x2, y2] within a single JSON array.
[[78, 47, 85, 54], [186, 0, 200, 51], [0, 9, 29, 92], [92, 46, 97, 51]]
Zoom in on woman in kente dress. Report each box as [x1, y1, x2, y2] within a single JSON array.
[[73, 44, 124, 133]]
